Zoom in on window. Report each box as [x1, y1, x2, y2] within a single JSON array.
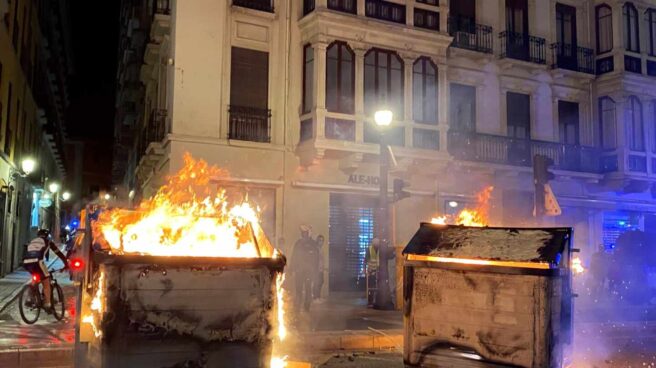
[[653, 101, 656, 153], [412, 57, 437, 124], [449, 83, 476, 132], [230, 47, 269, 109], [596, 5, 613, 54], [364, 48, 404, 117], [647, 9, 656, 56], [624, 3, 640, 52], [558, 101, 579, 145], [556, 3, 576, 47], [599, 97, 616, 149], [626, 96, 644, 151], [302, 45, 314, 114], [506, 0, 528, 34], [506, 92, 530, 139], [229, 47, 270, 142], [326, 42, 355, 114]]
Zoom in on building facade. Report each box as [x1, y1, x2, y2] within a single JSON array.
[[0, 0, 72, 276], [114, 0, 656, 295]]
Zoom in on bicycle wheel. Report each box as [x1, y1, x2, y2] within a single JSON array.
[[18, 284, 41, 324], [51, 283, 65, 321]]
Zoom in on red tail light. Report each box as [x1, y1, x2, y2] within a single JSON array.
[[32, 274, 40, 283], [71, 259, 84, 271]]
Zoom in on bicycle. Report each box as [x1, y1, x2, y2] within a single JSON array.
[[18, 268, 66, 324]]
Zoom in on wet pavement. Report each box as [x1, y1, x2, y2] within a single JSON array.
[[0, 260, 76, 350]]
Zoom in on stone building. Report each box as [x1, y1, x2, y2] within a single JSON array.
[[114, 0, 656, 295]]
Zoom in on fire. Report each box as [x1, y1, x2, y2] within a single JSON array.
[[431, 187, 494, 227], [92, 153, 275, 258], [82, 271, 105, 338], [572, 257, 585, 274]]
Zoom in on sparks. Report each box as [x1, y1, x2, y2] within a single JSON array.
[[572, 257, 585, 274]]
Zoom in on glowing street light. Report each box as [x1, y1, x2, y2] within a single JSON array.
[[374, 109, 393, 127], [62, 191, 71, 201], [21, 158, 36, 176], [104, 193, 112, 200], [48, 182, 60, 193]]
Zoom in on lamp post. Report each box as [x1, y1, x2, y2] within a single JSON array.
[[48, 181, 61, 244], [374, 109, 394, 310]]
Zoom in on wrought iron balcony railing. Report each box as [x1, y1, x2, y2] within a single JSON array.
[[447, 16, 493, 54], [625, 54, 642, 74], [365, 0, 406, 25], [328, 0, 356, 14], [499, 31, 546, 64], [229, 105, 272, 143], [448, 130, 601, 173], [414, 8, 439, 31], [233, 0, 274, 13], [550, 43, 594, 74]]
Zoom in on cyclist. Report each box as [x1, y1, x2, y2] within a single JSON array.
[[23, 229, 69, 311]]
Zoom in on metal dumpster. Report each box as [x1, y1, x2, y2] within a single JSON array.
[[79, 253, 284, 368], [402, 223, 573, 368]]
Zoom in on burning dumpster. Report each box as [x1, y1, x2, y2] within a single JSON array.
[[402, 223, 573, 368], [75, 154, 287, 368]]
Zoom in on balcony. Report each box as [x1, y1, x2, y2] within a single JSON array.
[[596, 56, 614, 75], [499, 31, 546, 65], [328, 0, 356, 14], [550, 43, 594, 74], [233, 0, 274, 13], [136, 109, 168, 164], [448, 131, 601, 173], [414, 8, 439, 32], [365, 0, 406, 25], [447, 16, 493, 54], [228, 105, 271, 143]]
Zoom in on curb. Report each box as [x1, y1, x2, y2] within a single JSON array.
[[0, 345, 73, 368], [298, 329, 403, 352]]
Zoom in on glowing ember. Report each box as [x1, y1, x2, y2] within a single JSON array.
[[92, 153, 275, 258], [82, 271, 105, 338], [431, 216, 447, 225], [572, 257, 585, 274], [270, 356, 288, 368], [276, 271, 287, 341], [407, 254, 551, 269], [431, 187, 494, 227]]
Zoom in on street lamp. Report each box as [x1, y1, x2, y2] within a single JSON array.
[[104, 193, 112, 200], [62, 191, 71, 201], [48, 182, 60, 193], [21, 158, 36, 176], [373, 109, 394, 310]]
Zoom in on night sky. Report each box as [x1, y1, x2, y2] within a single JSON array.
[[66, 2, 120, 185]]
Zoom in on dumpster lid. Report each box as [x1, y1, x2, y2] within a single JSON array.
[[403, 223, 572, 265]]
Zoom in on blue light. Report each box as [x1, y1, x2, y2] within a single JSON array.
[[618, 221, 626, 226]]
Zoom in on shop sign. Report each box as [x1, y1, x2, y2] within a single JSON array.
[[39, 197, 53, 208], [347, 174, 379, 186]]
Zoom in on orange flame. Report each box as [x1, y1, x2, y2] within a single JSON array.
[[431, 187, 494, 227], [92, 153, 274, 258], [572, 257, 585, 274]]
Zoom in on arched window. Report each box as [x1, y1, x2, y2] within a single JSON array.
[[412, 57, 438, 124], [624, 3, 640, 52], [326, 41, 355, 114], [626, 96, 644, 151], [596, 5, 613, 54], [599, 97, 616, 149], [647, 9, 656, 56], [364, 48, 404, 117]]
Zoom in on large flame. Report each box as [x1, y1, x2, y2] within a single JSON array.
[[82, 271, 105, 338], [431, 186, 494, 227], [93, 153, 274, 258]]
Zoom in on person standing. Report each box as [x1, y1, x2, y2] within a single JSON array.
[[291, 225, 319, 312], [589, 244, 607, 296], [313, 235, 325, 301]]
